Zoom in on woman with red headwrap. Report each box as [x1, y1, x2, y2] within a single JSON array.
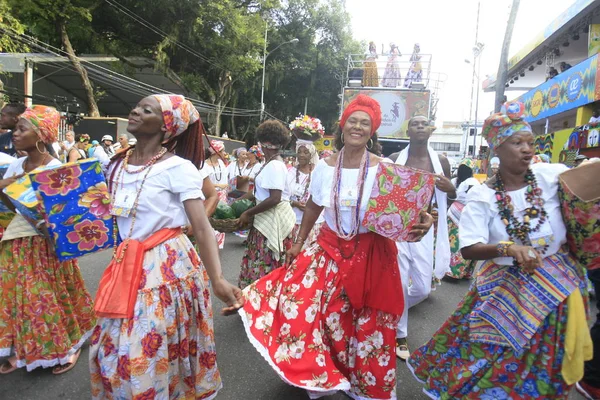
[[89, 95, 242, 398], [0, 106, 96, 375], [236, 95, 432, 399]]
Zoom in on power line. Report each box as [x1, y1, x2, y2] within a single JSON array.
[[1, 27, 262, 116], [103, 0, 226, 72]]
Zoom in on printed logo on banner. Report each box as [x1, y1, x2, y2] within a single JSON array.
[[567, 73, 583, 102], [531, 90, 544, 117], [548, 84, 560, 108]]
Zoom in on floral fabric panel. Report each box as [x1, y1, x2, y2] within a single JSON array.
[[3, 165, 55, 233], [362, 162, 435, 242], [30, 159, 115, 261], [559, 183, 600, 271], [0, 164, 15, 231]]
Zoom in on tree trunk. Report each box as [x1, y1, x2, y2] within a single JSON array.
[[494, 0, 521, 112], [58, 20, 100, 117]]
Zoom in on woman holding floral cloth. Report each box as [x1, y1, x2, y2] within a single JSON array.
[[90, 95, 242, 399], [445, 158, 480, 279], [237, 120, 295, 289], [408, 101, 591, 399], [0, 105, 96, 375], [287, 139, 324, 247], [237, 95, 432, 399]]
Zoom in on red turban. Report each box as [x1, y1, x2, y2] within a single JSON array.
[[340, 94, 382, 136]]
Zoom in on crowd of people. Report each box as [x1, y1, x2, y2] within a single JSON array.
[[0, 94, 597, 400]]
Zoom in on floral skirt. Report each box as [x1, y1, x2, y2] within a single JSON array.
[[445, 217, 476, 280], [89, 234, 222, 400], [239, 242, 400, 400], [408, 283, 573, 399], [0, 236, 96, 371], [238, 226, 292, 289]]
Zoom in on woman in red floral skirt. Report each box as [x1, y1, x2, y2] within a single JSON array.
[[237, 95, 432, 399]]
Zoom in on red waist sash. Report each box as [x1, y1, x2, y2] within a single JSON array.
[[94, 227, 182, 319], [317, 225, 404, 316]]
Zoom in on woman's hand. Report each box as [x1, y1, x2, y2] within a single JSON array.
[[0, 174, 24, 190], [212, 277, 244, 316], [435, 174, 455, 193], [507, 244, 543, 273], [237, 211, 252, 228], [285, 243, 303, 267], [407, 211, 434, 242], [291, 201, 306, 212]]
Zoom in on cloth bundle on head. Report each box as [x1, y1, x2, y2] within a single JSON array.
[[234, 147, 247, 158], [295, 139, 319, 166], [20, 105, 60, 145], [152, 94, 200, 143], [340, 94, 382, 136], [482, 101, 532, 150], [249, 145, 263, 160], [209, 140, 225, 154], [319, 149, 334, 159]]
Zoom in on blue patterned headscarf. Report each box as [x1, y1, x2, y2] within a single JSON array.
[[482, 101, 532, 150]]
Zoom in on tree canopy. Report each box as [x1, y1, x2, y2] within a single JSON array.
[[1, 0, 362, 139]]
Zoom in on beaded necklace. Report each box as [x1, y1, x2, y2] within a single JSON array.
[[331, 147, 369, 242], [294, 164, 313, 202], [110, 147, 166, 262], [494, 168, 549, 254]]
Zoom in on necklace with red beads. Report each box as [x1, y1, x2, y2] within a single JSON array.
[[122, 146, 167, 174], [494, 168, 549, 254]]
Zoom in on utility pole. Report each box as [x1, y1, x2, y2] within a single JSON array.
[[495, 0, 521, 112]]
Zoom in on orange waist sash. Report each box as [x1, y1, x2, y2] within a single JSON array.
[[94, 227, 182, 319]]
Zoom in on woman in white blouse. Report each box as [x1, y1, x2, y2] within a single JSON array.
[[286, 139, 324, 247], [90, 95, 241, 398], [237, 121, 295, 289], [199, 140, 229, 248], [408, 102, 588, 399]]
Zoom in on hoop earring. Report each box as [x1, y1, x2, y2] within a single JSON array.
[[36, 140, 48, 154], [340, 134, 345, 144], [367, 138, 374, 149]]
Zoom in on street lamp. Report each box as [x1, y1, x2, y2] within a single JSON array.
[[260, 26, 299, 120], [464, 42, 485, 158]]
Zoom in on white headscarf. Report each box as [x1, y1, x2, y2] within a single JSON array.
[[296, 139, 319, 166]]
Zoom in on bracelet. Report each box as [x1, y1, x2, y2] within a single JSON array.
[[496, 241, 514, 257], [35, 220, 46, 229], [294, 236, 306, 244]]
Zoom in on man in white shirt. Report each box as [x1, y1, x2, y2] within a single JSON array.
[[58, 130, 75, 160]]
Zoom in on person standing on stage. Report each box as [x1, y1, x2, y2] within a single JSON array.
[[393, 115, 455, 361]]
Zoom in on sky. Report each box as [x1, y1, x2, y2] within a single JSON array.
[[345, 0, 575, 126]]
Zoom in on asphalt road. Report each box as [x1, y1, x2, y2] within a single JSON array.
[[0, 234, 591, 399]]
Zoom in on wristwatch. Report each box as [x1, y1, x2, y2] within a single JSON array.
[[497, 241, 514, 257]]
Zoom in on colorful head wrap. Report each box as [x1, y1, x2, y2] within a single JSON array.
[[482, 101, 532, 150], [209, 140, 225, 154], [248, 145, 263, 160], [19, 105, 60, 145], [296, 139, 319, 166], [151, 94, 200, 143], [340, 94, 382, 136], [460, 158, 475, 170]]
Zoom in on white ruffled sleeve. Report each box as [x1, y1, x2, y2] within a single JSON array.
[[169, 160, 205, 202], [459, 184, 492, 249]]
